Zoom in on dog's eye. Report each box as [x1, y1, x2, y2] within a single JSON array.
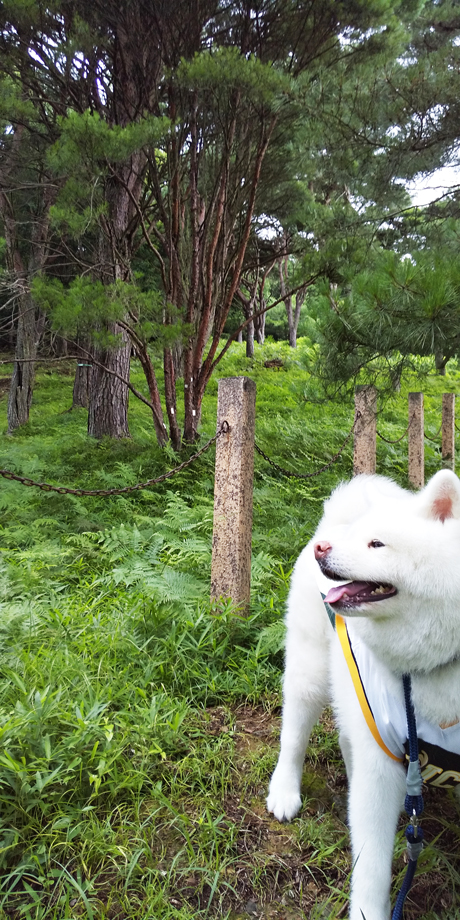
[[368, 539, 385, 548]]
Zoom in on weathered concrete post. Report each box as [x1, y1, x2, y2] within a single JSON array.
[[353, 386, 377, 475], [442, 393, 455, 471], [211, 377, 256, 611], [408, 392, 424, 489]]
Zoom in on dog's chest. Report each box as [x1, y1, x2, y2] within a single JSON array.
[[337, 620, 460, 787], [412, 666, 460, 727]]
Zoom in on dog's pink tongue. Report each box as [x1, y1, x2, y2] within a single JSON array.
[[324, 582, 369, 604]]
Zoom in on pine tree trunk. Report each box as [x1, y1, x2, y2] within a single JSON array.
[[435, 350, 447, 375], [88, 324, 131, 438], [73, 364, 92, 409], [70, 338, 92, 409], [164, 346, 181, 450], [1, 132, 54, 433], [51, 333, 68, 356], [236, 287, 256, 358], [288, 321, 297, 349], [183, 384, 202, 444], [131, 339, 168, 446], [285, 300, 296, 347], [246, 317, 255, 358], [87, 180, 134, 438], [183, 345, 198, 444], [85, 12, 148, 439], [279, 255, 296, 348], [173, 341, 184, 379], [255, 307, 266, 345], [279, 253, 307, 349], [7, 291, 37, 432]]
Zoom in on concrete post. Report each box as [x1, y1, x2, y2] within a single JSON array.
[[408, 392, 424, 489], [353, 386, 377, 475], [211, 377, 256, 611], [442, 393, 455, 471]]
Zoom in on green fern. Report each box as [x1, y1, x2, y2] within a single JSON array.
[[251, 550, 277, 590], [256, 619, 286, 658]]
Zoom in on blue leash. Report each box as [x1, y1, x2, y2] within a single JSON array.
[[391, 674, 424, 920]]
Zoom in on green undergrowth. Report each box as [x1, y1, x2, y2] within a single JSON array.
[[0, 341, 458, 917]]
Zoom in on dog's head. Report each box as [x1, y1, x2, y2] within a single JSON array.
[[316, 470, 460, 621]]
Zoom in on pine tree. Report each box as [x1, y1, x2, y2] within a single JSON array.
[[0, 1, 175, 438], [0, 0, 425, 444], [0, 83, 57, 431], [305, 1, 460, 390], [312, 234, 460, 391]]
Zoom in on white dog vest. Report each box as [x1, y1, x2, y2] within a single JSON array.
[[336, 614, 460, 788]]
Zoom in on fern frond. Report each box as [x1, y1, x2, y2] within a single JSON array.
[[256, 620, 286, 658], [251, 550, 277, 590]]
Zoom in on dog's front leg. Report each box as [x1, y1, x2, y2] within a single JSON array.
[[267, 597, 331, 821], [267, 655, 329, 821], [267, 552, 332, 822], [348, 746, 405, 920]]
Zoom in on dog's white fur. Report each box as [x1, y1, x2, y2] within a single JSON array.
[[267, 470, 460, 920]]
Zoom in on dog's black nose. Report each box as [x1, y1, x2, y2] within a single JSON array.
[[314, 541, 332, 560]]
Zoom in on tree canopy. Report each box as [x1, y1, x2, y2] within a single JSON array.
[[1, 0, 459, 442]]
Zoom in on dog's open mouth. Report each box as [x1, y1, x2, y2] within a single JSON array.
[[324, 581, 397, 607]]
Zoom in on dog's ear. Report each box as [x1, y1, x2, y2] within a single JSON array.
[[418, 470, 460, 522]]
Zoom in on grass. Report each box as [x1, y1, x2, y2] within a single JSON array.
[[0, 340, 459, 917]]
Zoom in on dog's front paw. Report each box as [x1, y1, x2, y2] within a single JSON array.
[[266, 770, 302, 822], [266, 789, 301, 822]]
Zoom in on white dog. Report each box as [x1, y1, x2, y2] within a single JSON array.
[[267, 470, 460, 920]]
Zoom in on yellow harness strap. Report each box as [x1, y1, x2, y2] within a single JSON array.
[[335, 614, 403, 763]]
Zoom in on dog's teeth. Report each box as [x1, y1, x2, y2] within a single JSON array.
[[372, 585, 393, 595]]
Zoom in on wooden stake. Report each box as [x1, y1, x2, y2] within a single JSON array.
[[353, 386, 377, 475], [442, 393, 455, 471], [211, 377, 256, 611], [408, 392, 424, 489]]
